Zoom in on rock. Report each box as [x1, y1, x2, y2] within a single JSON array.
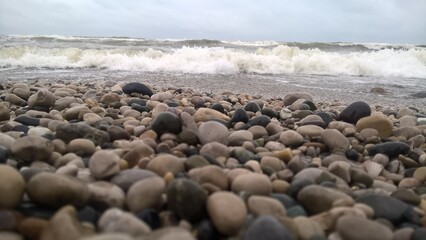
[[14, 115, 40, 126], [244, 102, 261, 112], [228, 130, 253, 146], [89, 150, 121, 179], [122, 143, 155, 168], [230, 147, 257, 164], [83, 113, 103, 125], [248, 125, 268, 139], [28, 89, 56, 109], [193, 108, 230, 122], [356, 195, 408, 223], [0, 133, 15, 149], [336, 216, 392, 240], [243, 215, 294, 240], [296, 125, 324, 137], [339, 101, 371, 124], [279, 130, 304, 147], [68, 138, 96, 156], [260, 156, 283, 172], [293, 216, 325, 240], [0, 104, 10, 121], [328, 161, 351, 183], [299, 115, 325, 128], [88, 181, 126, 210], [248, 115, 271, 127], [107, 126, 131, 141], [79, 233, 133, 240], [231, 173, 272, 195], [5, 93, 26, 105], [390, 188, 420, 205], [412, 228, 426, 240], [146, 154, 185, 177], [63, 105, 90, 120], [167, 179, 207, 223], [180, 112, 198, 133], [10, 135, 53, 163], [127, 177, 165, 213], [284, 92, 313, 106], [55, 123, 110, 146], [98, 208, 151, 236], [199, 142, 230, 159], [198, 121, 229, 145], [138, 227, 195, 240], [298, 185, 353, 214], [122, 82, 153, 96], [26, 172, 90, 208], [110, 169, 157, 192], [184, 155, 210, 170], [356, 114, 393, 138], [211, 103, 225, 114], [151, 112, 182, 135], [321, 129, 350, 151], [207, 191, 247, 236], [18, 217, 49, 240], [248, 195, 286, 219], [0, 165, 25, 209], [188, 165, 228, 190], [370, 142, 410, 158], [413, 167, 426, 183], [41, 205, 92, 240]]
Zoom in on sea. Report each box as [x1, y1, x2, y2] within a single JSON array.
[[1, 35, 425, 110]]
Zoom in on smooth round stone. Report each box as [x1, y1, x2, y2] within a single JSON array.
[[180, 112, 198, 133], [279, 130, 304, 147], [122, 82, 153, 96], [0, 133, 15, 149], [107, 126, 131, 141], [18, 217, 49, 240], [151, 112, 182, 135], [412, 228, 426, 240], [28, 89, 56, 109], [188, 165, 229, 190], [393, 127, 422, 139], [68, 138, 96, 156], [356, 114, 393, 138], [137, 227, 195, 240], [167, 179, 207, 223], [413, 167, 426, 183], [98, 208, 151, 236], [261, 107, 278, 119], [397, 107, 416, 119], [248, 115, 271, 127], [207, 191, 247, 236], [350, 168, 374, 187], [399, 115, 417, 127], [27, 172, 90, 208], [0, 146, 9, 164], [55, 123, 110, 146], [336, 216, 392, 240], [232, 173, 272, 195], [0, 104, 10, 121], [296, 125, 324, 137], [328, 161, 351, 183], [89, 150, 120, 179], [248, 125, 268, 139], [229, 108, 250, 124], [0, 165, 25, 209], [243, 215, 294, 240], [260, 156, 283, 172], [199, 142, 230, 159], [356, 195, 408, 223], [63, 105, 90, 121], [198, 121, 229, 145], [83, 113, 102, 125], [127, 176, 165, 213], [193, 108, 230, 122], [339, 101, 371, 124], [248, 195, 286, 219], [184, 155, 210, 170], [390, 188, 420, 205], [293, 216, 325, 240], [146, 154, 185, 177], [244, 102, 261, 113], [369, 142, 410, 158], [231, 147, 257, 164], [299, 115, 326, 128], [321, 129, 350, 151], [122, 143, 155, 168], [151, 92, 173, 102], [110, 169, 156, 192], [4, 93, 25, 105], [316, 112, 333, 127], [284, 92, 313, 106], [10, 135, 54, 163], [228, 130, 253, 146], [297, 185, 353, 214], [88, 181, 125, 210], [27, 126, 53, 137]]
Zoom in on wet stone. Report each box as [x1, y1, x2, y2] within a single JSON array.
[[122, 82, 153, 96], [339, 101, 371, 124]]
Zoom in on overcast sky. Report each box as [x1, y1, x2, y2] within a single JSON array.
[[1, 0, 425, 43]]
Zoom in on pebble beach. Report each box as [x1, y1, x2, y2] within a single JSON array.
[[0, 79, 426, 240]]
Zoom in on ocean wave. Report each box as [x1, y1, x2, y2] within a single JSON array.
[[0, 45, 425, 78]]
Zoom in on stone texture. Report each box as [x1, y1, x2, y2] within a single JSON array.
[[10, 135, 54, 163], [356, 113, 393, 138], [231, 173, 272, 195], [89, 150, 121, 179], [198, 121, 229, 145], [336, 216, 392, 240], [126, 177, 165, 213], [0, 165, 25, 209], [98, 208, 151, 236]]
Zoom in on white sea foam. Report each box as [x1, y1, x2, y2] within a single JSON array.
[[0, 45, 425, 78]]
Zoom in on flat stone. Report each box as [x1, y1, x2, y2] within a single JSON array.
[[193, 108, 230, 122], [127, 176, 165, 213], [89, 150, 121, 179], [10, 135, 54, 163], [248, 115, 271, 127], [390, 188, 420, 205], [14, 115, 40, 126], [336, 216, 392, 240], [98, 208, 151, 236], [207, 191, 247, 236], [339, 101, 371, 124], [356, 113, 393, 138], [0, 165, 25, 209], [299, 115, 326, 128], [55, 123, 110, 146], [231, 173, 272, 195]]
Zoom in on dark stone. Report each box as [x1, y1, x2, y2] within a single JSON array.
[[136, 208, 161, 230], [131, 103, 149, 113], [271, 194, 298, 209], [151, 112, 182, 135], [248, 115, 271, 127], [167, 101, 181, 108], [200, 154, 222, 166], [107, 126, 131, 141], [402, 207, 421, 225], [345, 149, 359, 161], [286, 205, 307, 218], [0, 146, 9, 164], [167, 179, 207, 223], [77, 206, 99, 225], [122, 82, 154, 96], [17, 203, 56, 219], [229, 108, 249, 125], [109, 101, 123, 109], [303, 100, 317, 111], [13, 125, 29, 134], [391, 189, 420, 205], [410, 91, 426, 98], [196, 219, 221, 240], [339, 101, 371, 124], [244, 102, 261, 113], [261, 107, 278, 119], [128, 99, 147, 106], [287, 179, 315, 199], [404, 168, 416, 178], [178, 130, 199, 146], [412, 228, 426, 240], [231, 147, 258, 164], [184, 155, 210, 171], [356, 195, 408, 224], [244, 215, 294, 240], [14, 115, 40, 126], [55, 123, 110, 145], [316, 112, 333, 127], [210, 103, 225, 114], [370, 142, 410, 158]]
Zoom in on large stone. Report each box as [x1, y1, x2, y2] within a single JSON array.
[[146, 154, 185, 177], [229, 108, 249, 125], [0, 165, 25, 209], [207, 191, 247, 236], [10, 135, 54, 163], [369, 142, 410, 158], [298, 185, 353, 214], [55, 123, 110, 145], [199, 142, 230, 159], [228, 130, 253, 146], [280, 130, 304, 147], [122, 82, 153, 96], [231, 173, 272, 195], [336, 216, 392, 240], [98, 208, 151, 236], [296, 125, 324, 137], [321, 129, 350, 151], [28, 89, 56, 109], [122, 143, 155, 168], [356, 195, 408, 223], [198, 121, 229, 145], [243, 215, 294, 240], [126, 177, 165, 213], [167, 179, 207, 223], [88, 181, 126, 210], [356, 114, 393, 138], [89, 150, 121, 179], [248, 195, 286, 219], [26, 172, 90, 208], [188, 165, 229, 190], [0, 104, 10, 121], [339, 101, 371, 124], [151, 112, 182, 135]]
